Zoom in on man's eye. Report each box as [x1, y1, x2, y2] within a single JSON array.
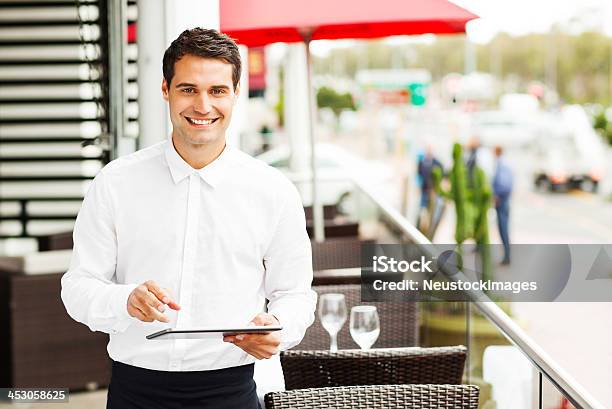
[[182, 88, 195, 94], [211, 89, 226, 95]]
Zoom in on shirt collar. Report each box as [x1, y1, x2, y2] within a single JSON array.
[[164, 137, 233, 188]]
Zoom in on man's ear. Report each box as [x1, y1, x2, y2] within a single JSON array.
[[234, 81, 240, 99], [161, 79, 169, 101]]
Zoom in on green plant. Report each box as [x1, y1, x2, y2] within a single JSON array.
[[316, 86, 356, 116], [432, 143, 492, 280], [593, 109, 612, 146]]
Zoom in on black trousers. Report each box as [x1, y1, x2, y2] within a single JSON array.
[[106, 361, 260, 409]]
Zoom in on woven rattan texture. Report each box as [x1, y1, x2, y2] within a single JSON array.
[[281, 346, 467, 390], [265, 384, 480, 409], [311, 238, 364, 271]]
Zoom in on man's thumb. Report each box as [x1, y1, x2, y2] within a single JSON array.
[[252, 313, 274, 326]]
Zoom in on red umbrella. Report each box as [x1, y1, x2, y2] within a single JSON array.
[[220, 0, 477, 241], [221, 0, 477, 45]]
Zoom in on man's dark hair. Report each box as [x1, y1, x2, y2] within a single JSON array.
[[163, 28, 241, 89]]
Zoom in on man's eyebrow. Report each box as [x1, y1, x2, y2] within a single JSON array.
[[174, 82, 197, 88], [174, 83, 231, 90]]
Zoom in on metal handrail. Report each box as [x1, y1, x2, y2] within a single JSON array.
[[352, 178, 606, 409]]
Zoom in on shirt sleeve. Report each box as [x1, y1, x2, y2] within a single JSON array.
[[264, 181, 317, 351], [61, 170, 138, 334]]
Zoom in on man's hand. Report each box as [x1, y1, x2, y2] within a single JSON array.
[[127, 280, 181, 323], [223, 313, 281, 359]]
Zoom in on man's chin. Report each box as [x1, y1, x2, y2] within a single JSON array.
[[185, 133, 223, 146]]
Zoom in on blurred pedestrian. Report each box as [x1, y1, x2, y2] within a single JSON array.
[[259, 124, 272, 153], [466, 136, 494, 187], [492, 145, 513, 265], [416, 145, 443, 232]]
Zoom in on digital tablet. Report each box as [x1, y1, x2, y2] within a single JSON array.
[[146, 326, 283, 340]]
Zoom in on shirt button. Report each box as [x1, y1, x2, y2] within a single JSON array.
[[169, 362, 179, 370]]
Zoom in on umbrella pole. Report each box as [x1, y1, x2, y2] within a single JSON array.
[[304, 37, 325, 242]]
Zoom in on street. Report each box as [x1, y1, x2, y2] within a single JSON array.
[[410, 146, 612, 408], [434, 147, 612, 245], [329, 126, 612, 407]]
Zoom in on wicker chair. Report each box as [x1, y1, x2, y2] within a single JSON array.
[[306, 221, 359, 239], [281, 346, 467, 390], [264, 384, 480, 409], [37, 231, 73, 251], [295, 284, 418, 350], [304, 205, 338, 220], [311, 238, 373, 271]]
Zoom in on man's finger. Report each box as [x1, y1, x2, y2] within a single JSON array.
[[144, 280, 169, 302], [136, 293, 169, 323], [145, 281, 181, 310], [251, 313, 278, 326], [164, 295, 181, 311], [142, 303, 170, 323], [144, 290, 165, 311], [128, 304, 148, 322], [130, 304, 154, 322]]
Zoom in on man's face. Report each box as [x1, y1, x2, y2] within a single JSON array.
[[162, 54, 239, 147]]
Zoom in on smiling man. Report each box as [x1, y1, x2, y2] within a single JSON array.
[[61, 28, 316, 409]]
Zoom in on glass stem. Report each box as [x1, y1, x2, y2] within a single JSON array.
[[330, 333, 338, 352]]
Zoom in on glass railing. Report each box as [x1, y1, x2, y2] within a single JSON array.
[[295, 175, 606, 409]]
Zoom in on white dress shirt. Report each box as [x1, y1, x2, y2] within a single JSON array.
[[61, 138, 316, 371]]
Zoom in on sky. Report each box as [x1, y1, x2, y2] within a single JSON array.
[[451, 0, 612, 43]]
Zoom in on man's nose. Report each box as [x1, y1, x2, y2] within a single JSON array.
[[193, 93, 212, 113]]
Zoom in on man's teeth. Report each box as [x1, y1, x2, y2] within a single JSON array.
[[190, 118, 215, 125]]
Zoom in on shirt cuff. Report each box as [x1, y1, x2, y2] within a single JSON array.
[[267, 309, 300, 351], [109, 283, 139, 332]]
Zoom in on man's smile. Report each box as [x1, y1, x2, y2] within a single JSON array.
[[185, 116, 220, 127]]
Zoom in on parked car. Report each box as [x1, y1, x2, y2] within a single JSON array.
[[532, 107, 605, 192], [533, 135, 599, 192], [471, 110, 539, 149]]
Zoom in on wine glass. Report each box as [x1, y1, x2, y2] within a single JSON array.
[[318, 293, 347, 352], [349, 306, 380, 350]]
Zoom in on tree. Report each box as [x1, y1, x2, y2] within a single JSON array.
[[312, 32, 612, 105], [316, 86, 356, 116]]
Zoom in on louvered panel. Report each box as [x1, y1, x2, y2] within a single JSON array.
[[0, 102, 101, 120], [0, 83, 103, 100], [27, 201, 83, 214], [0, 101, 138, 121], [0, 180, 91, 198], [0, 0, 138, 242], [0, 120, 138, 141], [0, 122, 101, 137], [0, 44, 101, 63], [0, 161, 103, 174], [1, 142, 103, 156], [0, 25, 100, 43], [1, 201, 83, 216], [0, 64, 101, 81], [0, 220, 74, 237], [0, 83, 137, 101], [0, 6, 99, 24], [0, 0, 97, 3]]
